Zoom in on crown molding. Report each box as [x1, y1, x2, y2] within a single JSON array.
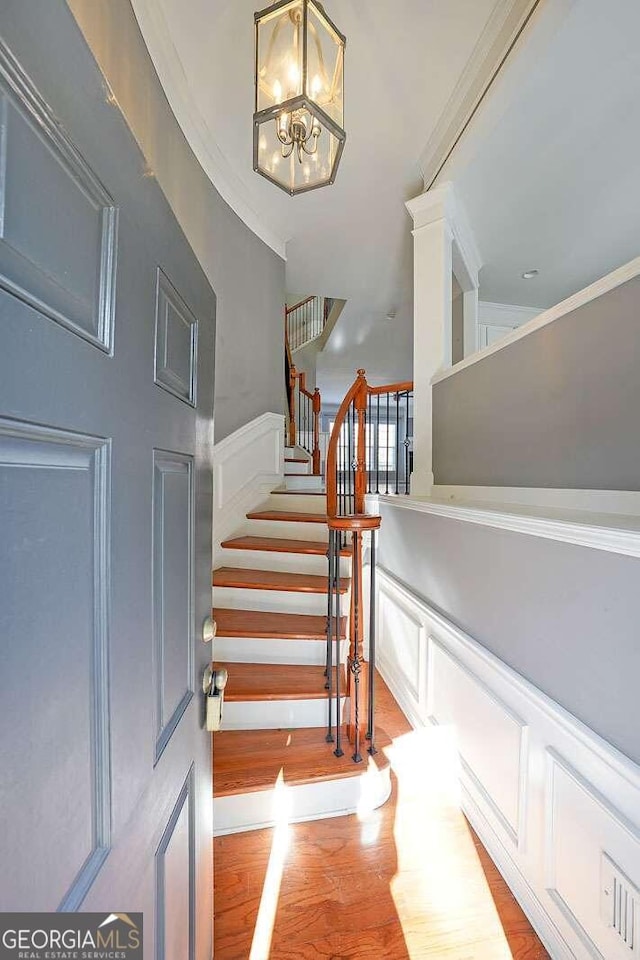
[[130, 0, 287, 260], [418, 0, 541, 189]]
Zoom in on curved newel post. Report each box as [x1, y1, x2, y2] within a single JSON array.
[[327, 513, 381, 761]]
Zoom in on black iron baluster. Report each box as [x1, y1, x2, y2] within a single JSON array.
[[395, 392, 400, 495], [347, 401, 353, 514], [375, 394, 380, 494], [367, 529, 377, 754], [351, 530, 362, 763], [325, 529, 335, 742], [367, 391, 372, 494], [385, 392, 390, 495], [404, 392, 410, 494], [334, 533, 344, 758]]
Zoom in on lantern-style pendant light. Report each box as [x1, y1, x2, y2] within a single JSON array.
[[253, 0, 346, 195]]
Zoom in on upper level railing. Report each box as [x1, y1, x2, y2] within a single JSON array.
[[326, 370, 414, 518], [324, 370, 414, 764], [286, 295, 333, 351], [288, 366, 321, 474]]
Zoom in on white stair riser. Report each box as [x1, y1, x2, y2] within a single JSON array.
[[265, 493, 327, 514], [218, 548, 348, 578], [223, 696, 347, 730], [285, 461, 311, 475], [282, 474, 324, 491], [213, 585, 349, 616], [215, 636, 348, 666], [214, 763, 391, 835], [242, 518, 329, 542]]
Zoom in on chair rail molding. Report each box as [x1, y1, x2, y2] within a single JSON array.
[[374, 492, 640, 560], [376, 566, 640, 960], [212, 412, 284, 552]]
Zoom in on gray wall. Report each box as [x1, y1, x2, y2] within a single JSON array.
[[378, 501, 640, 765], [68, 0, 285, 442], [433, 277, 640, 488]]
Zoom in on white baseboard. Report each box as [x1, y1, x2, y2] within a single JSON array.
[[212, 412, 283, 553], [376, 566, 640, 960]]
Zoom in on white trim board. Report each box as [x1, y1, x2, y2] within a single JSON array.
[[375, 566, 640, 960], [373, 493, 640, 560], [432, 256, 640, 385], [419, 0, 541, 188], [478, 300, 542, 324], [212, 411, 284, 553]]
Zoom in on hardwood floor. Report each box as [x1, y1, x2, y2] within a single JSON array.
[[213, 676, 550, 959]]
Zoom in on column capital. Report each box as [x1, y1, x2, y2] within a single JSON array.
[[406, 181, 482, 288]]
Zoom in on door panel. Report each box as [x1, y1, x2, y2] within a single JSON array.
[[0, 4, 215, 957], [153, 450, 195, 762], [0, 422, 110, 911]]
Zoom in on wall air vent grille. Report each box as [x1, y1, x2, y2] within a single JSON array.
[[601, 853, 640, 955]]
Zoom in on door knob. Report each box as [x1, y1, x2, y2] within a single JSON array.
[[203, 664, 228, 732], [202, 615, 217, 643]]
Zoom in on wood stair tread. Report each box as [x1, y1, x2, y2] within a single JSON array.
[[216, 661, 345, 701], [213, 566, 349, 594], [247, 509, 328, 523], [285, 457, 309, 463], [213, 607, 347, 640], [213, 725, 391, 797], [220, 535, 349, 557]]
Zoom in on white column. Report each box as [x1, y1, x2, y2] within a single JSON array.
[[405, 183, 481, 496], [463, 287, 479, 357]]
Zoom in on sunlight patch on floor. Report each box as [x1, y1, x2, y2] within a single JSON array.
[[386, 724, 516, 959], [248, 770, 291, 960]]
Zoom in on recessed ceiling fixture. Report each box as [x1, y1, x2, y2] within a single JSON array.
[[253, 0, 346, 196], [522, 269, 539, 279]]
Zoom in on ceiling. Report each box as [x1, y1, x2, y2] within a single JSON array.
[[439, 0, 640, 310], [129, 0, 639, 398], [130, 0, 511, 399]]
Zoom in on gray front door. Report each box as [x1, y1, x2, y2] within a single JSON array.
[[0, 4, 215, 958]]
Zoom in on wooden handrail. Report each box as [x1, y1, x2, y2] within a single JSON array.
[[326, 370, 366, 518], [326, 370, 414, 516], [367, 380, 414, 395], [285, 295, 315, 315]]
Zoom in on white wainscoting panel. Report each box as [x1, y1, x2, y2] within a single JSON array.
[[378, 585, 426, 726], [212, 412, 283, 551], [376, 566, 640, 960], [427, 639, 527, 848]]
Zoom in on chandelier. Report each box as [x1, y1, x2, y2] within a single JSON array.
[[253, 0, 346, 195]]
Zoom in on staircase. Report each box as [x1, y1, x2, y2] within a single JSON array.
[[212, 445, 392, 836]]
